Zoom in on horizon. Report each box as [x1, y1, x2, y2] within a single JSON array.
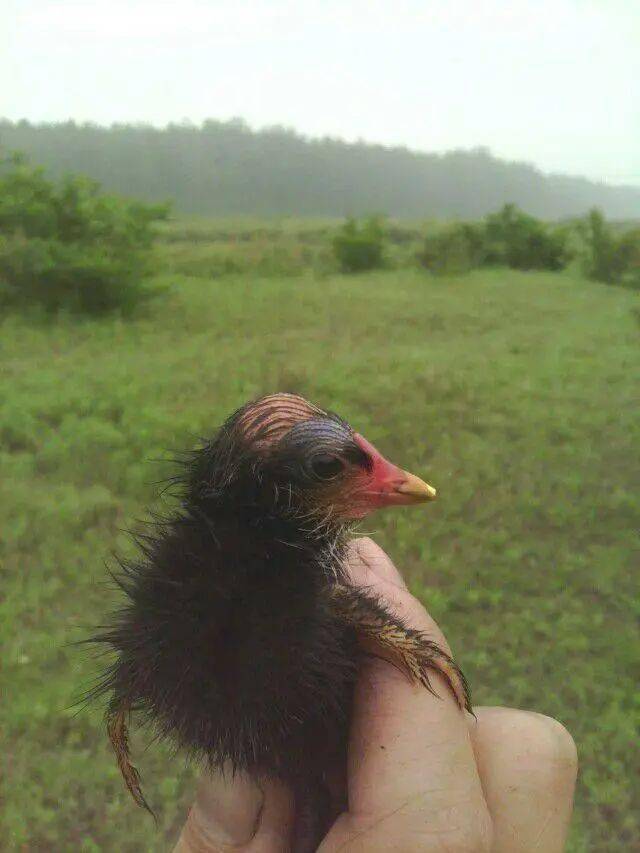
[[2, 115, 636, 193], [3, 1, 638, 188]]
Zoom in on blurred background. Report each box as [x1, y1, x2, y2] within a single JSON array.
[[2, 2, 638, 850]]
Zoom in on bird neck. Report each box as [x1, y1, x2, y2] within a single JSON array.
[[187, 497, 351, 583]]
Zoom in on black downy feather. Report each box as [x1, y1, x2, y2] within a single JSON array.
[[90, 396, 374, 848]]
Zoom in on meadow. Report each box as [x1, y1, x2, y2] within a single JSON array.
[[2, 221, 639, 851]]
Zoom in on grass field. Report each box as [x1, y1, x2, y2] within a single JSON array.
[[2, 239, 639, 850]]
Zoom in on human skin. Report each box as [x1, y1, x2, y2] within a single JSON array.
[[174, 538, 578, 852]]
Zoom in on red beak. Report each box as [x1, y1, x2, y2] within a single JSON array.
[[353, 433, 437, 510]]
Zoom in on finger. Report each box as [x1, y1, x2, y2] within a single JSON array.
[[346, 538, 450, 659], [346, 537, 408, 590], [347, 537, 453, 656], [173, 770, 262, 852], [334, 661, 490, 850], [322, 547, 491, 851], [173, 769, 294, 852], [470, 707, 578, 853], [251, 778, 295, 852]]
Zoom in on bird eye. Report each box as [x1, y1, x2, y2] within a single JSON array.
[[309, 453, 345, 481]]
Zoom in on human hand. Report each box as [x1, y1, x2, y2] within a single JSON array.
[[174, 537, 577, 852]]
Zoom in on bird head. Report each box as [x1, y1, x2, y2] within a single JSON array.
[[189, 393, 436, 526]]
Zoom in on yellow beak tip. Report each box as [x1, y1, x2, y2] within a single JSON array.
[[396, 472, 437, 503]]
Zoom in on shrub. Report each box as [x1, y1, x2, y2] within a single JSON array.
[[0, 236, 155, 313], [418, 223, 486, 275], [418, 206, 571, 278], [580, 208, 640, 287], [617, 228, 640, 288], [333, 217, 385, 273], [0, 151, 169, 314], [483, 204, 571, 271]]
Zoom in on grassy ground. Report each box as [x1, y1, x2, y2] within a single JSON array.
[[154, 215, 430, 279], [2, 259, 639, 850]]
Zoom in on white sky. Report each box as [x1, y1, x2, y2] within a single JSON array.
[[3, 0, 639, 185]]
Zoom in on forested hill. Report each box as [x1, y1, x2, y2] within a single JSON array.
[[2, 118, 639, 220]]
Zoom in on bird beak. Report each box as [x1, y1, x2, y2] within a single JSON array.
[[395, 470, 437, 503], [353, 433, 437, 510]]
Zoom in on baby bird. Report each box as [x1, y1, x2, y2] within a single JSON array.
[[94, 393, 470, 849]]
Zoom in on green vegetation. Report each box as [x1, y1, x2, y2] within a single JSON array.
[[0, 145, 634, 298], [2, 118, 640, 219], [418, 205, 573, 276], [2, 218, 639, 851], [581, 208, 640, 288], [0, 153, 168, 314], [155, 210, 639, 286], [155, 216, 341, 280], [333, 216, 385, 272], [419, 222, 486, 275], [483, 203, 572, 271]]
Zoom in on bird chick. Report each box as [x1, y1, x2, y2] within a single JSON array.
[[93, 393, 470, 849]]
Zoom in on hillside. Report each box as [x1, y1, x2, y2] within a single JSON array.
[[2, 118, 640, 219]]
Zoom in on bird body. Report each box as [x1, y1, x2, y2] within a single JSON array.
[[94, 394, 469, 848], [108, 508, 356, 786]]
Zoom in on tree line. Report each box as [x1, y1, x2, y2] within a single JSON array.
[[1, 118, 639, 220]]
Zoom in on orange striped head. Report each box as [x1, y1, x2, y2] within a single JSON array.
[[197, 393, 435, 523]]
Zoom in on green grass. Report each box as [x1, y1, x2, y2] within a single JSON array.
[[154, 214, 428, 279], [2, 261, 639, 851]]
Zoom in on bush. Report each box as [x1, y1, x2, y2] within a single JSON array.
[[333, 217, 385, 273], [0, 236, 154, 313], [418, 206, 571, 278], [617, 228, 640, 288], [580, 208, 640, 287], [483, 204, 571, 271], [0, 152, 169, 314], [418, 223, 486, 275]]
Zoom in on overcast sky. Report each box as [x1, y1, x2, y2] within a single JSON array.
[[3, 0, 639, 185]]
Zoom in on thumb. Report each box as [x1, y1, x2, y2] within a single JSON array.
[[174, 768, 294, 852]]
